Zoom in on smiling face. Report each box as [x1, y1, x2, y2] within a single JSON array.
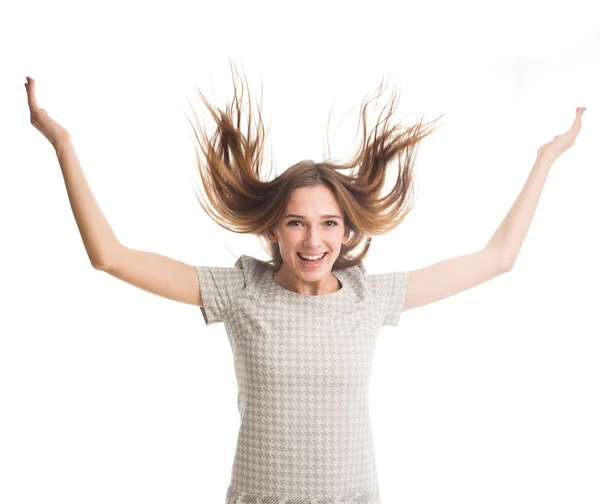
[[267, 185, 351, 295]]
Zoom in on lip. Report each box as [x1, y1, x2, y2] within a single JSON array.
[[297, 252, 327, 268]]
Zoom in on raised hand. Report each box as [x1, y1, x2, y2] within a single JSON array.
[[537, 107, 586, 162], [24, 76, 71, 148]]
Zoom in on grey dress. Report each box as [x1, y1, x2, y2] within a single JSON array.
[[194, 254, 409, 504]]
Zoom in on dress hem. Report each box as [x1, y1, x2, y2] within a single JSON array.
[[225, 483, 381, 503]]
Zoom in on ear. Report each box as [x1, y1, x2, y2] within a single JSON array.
[[267, 228, 278, 242], [342, 228, 352, 245]]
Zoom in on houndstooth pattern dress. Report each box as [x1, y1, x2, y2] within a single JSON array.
[[194, 255, 409, 504]]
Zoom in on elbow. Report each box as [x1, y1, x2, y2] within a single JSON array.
[[500, 257, 515, 273], [92, 260, 107, 271], [488, 246, 514, 274]]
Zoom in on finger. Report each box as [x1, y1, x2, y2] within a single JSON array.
[[25, 77, 39, 109], [569, 109, 584, 131]]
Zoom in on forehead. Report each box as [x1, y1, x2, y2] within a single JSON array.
[[285, 186, 340, 211]]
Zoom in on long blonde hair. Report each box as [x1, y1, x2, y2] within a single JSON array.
[[186, 61, 445, 271]]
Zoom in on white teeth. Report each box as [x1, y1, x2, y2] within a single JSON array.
[[299, 253, 325, 261]]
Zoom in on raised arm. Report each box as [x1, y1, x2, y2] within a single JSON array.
[[487, 107, 586, 268], [403, 107, 586, 312], [53, 139, 121, 268], [55, 139, 203, 305], [26, 76, 203, 307], [25, 76, 118, 268]]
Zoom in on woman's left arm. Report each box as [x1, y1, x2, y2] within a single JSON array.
[[401, 108, 586, 313], [487, 107, 587, 269]]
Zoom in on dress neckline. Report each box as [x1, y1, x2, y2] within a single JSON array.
[[270, 270, 345, 299]]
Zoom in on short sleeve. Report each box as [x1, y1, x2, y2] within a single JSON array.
[[360, 263, 410, 327], [194, 256, 246, 326]]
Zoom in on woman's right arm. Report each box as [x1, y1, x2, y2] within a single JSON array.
[[53, 138, 203, 307], [54, 138, 120, 269], [100, 246, 204, 307], [25, 74, 203, 308]]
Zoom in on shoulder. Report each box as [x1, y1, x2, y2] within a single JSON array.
[[233, 254, 275, 285], [336, 260, 367, 279], [344, 260, 408, 297], [331, 260, 369, 295]]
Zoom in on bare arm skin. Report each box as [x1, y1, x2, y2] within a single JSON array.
[[53, 138, 203, 307], [26, 76, 203, 307], [403, 154, 552, 312], [402, 107, 586, 312], [53, 139, 120, 268]]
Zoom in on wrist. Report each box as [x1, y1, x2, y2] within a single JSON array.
[[53, 134, 73, 155], [535, 150, 556, 167]]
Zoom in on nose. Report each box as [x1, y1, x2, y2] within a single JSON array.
[[303, 226, 324, 248]]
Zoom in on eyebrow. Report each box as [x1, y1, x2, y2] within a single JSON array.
[[283, 214, 343, 220]]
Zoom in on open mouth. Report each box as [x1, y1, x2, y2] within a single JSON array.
[[297, 252, 327, 266]]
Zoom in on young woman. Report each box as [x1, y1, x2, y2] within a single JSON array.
[[25, 65, 585, 504]]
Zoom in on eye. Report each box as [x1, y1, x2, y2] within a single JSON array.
[[286, 220, 338, 227]]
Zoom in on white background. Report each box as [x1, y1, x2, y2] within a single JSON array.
[[2, 0, 599, 503]]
